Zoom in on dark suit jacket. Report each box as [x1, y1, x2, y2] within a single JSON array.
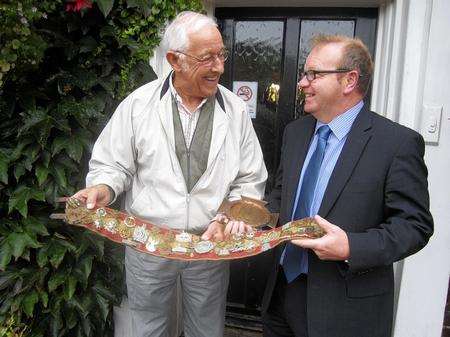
[[261, 106, 433, 337]]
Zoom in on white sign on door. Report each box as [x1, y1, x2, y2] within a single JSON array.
[[233, 81, 258, 118]]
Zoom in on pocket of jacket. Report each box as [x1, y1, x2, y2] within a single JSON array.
[[345, 267, 393, 298], [129, 185, 152, 218]]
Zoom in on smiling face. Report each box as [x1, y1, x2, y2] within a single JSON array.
[[299, 42, 348, 123], [170, 26, 225, 105]]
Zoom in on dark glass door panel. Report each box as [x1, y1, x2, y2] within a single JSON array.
[[233, 20, 284, 186], [295, 20, 355, 117], [227, 20, 284, 311]]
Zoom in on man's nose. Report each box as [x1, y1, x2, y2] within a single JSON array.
[[211, 57, 224, 73], [298, 75, 309, 89]]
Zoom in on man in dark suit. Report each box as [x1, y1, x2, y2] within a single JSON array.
[[261, 35, 433, 337]]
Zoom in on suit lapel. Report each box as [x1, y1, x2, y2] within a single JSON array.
[[318, 107, 373, 217], [284, 116, 316, 217]]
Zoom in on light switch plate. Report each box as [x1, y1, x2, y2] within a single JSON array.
[[421, 105, 443, 145]]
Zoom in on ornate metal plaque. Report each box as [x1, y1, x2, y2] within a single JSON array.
[[218, 196, 278, 228]]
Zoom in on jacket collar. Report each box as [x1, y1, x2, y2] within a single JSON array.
[[157, 72, 230, 175], [160, 72, 226, 113]]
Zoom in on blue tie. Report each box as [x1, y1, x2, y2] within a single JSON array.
[[282, 125, 332, 283]]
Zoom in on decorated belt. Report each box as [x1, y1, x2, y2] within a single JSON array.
[[62, 197, 325, 261]]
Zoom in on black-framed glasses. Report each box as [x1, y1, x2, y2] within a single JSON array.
[[300, 69, 351, 82], [176, 48, 229, 66]]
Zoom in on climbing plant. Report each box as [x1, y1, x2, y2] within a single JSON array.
[[0, 0, 202, 336]]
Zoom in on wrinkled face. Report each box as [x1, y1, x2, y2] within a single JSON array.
[[299, 43, 347, 122], [176, 26, 225, 99]]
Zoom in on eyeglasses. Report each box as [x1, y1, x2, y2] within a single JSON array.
[[299, 69, 351, 82], [176, 49, 229, 66]]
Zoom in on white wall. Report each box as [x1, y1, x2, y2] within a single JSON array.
[[392, 0, 450, 336]]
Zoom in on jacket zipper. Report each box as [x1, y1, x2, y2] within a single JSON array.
[[185, 115, 193, 232], [186, 149, 191, 232]]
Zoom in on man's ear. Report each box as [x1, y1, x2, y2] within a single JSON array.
[[166, 51, 182, 72], [343, 70, 359, 94]]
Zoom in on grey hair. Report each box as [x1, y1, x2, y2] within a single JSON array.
[[160, 11, 218, 55]]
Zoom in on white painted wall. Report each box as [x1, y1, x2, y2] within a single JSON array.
[[392, 0, 450, 336]]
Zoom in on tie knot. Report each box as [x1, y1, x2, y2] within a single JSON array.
[[317, 125, 331, 141]]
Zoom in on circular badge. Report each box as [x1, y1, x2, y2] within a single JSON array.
[[124, 216, 136, 228], [96, 208, 107, 217], [194, 240, 214, 254]]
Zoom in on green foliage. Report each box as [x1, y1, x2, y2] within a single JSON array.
[[0, 0, 203, 336]]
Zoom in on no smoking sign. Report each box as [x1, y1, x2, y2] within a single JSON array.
[[233, 81, 258, 118]]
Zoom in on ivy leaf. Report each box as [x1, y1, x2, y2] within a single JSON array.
[[86, 232, 104, 258], [69, 295, 90, 318], [95, 292, 110, 322], [23, 217, 49, 236], [82, 315, 92, 336], [79, 36, 98, 54], [66, 138, 84, 162], [0, 297, 13, 315], [0, 242, 12, 271], [40, 291, 49, 308], [65, 307, 78, 329], [0, 270, 18, 290], [48, 272, 66, 292], [51, 137, 69, 157], [35, 164, 50, 186], [42, 150, 51, 168], [91, 284, 115, 301], [11, 137, 33, 161], [0, 150, 9, 184], [8, 232, 41, 259], [22, 289, 39, 317], [51, 164, 67, 189], [100, 25, 115, 38], [127, 0, 152, 16], [74, 256, 93, 284], [37, 246, 48, 268], [18, 108, 49, 136], [64, 275, 77, 300], [51, 136, 83, 162], [96, 0, 115, 18], [14, 162, 26, 181], [8, 185, 45, 217], [48, 241, 68, 269], [50, 311, 62, 337], [22, 144, 41, 171], [8, 186, 31, 217]]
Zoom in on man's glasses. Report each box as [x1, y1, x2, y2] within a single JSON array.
[[299, 69, 352, 82], [176, 49, 229, 66]]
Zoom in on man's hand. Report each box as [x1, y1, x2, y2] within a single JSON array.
[[72, 184, 113, 209], [291, 215, 350, 261], [201, 214, 253, 241]]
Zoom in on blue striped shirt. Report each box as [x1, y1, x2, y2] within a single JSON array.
[[280, 101, 363, 265], [291, 100, 364, 220]]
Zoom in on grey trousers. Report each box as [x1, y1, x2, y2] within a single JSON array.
[[125, 247, 230, 337]]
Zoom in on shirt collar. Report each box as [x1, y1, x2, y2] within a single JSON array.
[[316, 100, 364, 141], [169, 73, 207, 113]]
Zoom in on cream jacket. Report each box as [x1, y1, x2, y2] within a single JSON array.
[[86, 75, 267, 234]]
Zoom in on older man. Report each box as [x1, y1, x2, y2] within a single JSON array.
[[73, 11, 267, 337], [261, 35, 433, 337]]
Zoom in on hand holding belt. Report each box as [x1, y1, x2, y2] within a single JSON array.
[[62, 197, 325, 261]]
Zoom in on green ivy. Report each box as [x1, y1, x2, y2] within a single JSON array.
[[0, 0, 203, 336]]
